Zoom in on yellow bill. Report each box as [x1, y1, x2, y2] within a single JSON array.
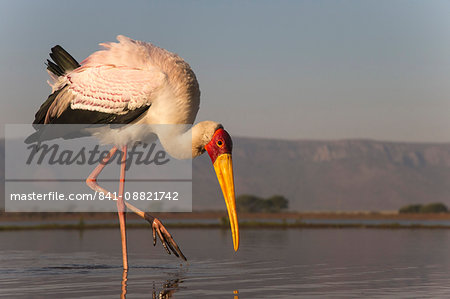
[[213, 153, 239, 251]]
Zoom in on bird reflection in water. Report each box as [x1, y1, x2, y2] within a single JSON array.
[[121, 270, 128, 299], [152, 278, 182, 299], [120, 269, 182, 298]]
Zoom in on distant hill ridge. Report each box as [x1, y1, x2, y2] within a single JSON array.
[[193, 137, 450, 211]]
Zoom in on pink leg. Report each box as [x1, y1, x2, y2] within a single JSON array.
[[86, 146, 147, 218], [86, 146, 187, 263], [86, 146, 152, 219], [118, 145, 128, 270], [86, 147, 118, 183], [86, 146, 128, 269]]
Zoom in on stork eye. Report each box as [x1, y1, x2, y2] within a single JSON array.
[[217, 140, 224, 147]]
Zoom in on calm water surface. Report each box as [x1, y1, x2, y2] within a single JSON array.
[[1, 228, 449, 298]]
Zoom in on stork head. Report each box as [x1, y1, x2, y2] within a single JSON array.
[[193, 121, 239, 251]]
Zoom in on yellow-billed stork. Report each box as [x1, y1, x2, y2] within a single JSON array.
[[26, 35, 239, 269]]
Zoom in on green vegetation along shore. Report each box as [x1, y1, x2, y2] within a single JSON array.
[[399, 203, 448, 214]]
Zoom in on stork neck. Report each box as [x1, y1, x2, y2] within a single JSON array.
[[154, 124, 194, 160]]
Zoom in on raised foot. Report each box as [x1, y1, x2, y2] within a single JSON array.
[[145, 213, 187, 261]]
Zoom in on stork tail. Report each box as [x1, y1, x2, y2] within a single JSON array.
[[46, 45, 80, 76], [32, 46, 80, 126]]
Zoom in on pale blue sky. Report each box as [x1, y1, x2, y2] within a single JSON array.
[[1, 0, 450, 142]]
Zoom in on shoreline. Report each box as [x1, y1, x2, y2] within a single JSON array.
[[1, 211, 449, 231], [1, 211, 450, 221], [1, 220, 449, 231]]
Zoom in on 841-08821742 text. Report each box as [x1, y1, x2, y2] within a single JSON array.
[[9, 191, 179, 201]]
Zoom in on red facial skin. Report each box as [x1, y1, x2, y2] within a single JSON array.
[[205, 128, 233, 164]]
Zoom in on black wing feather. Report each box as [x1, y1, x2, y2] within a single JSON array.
[[48, 45, 80, 74], [32, 85, 66, 128], [33, 45, 81, 126], [45, 59, 64, 77], [26, 105, 150, 144]]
